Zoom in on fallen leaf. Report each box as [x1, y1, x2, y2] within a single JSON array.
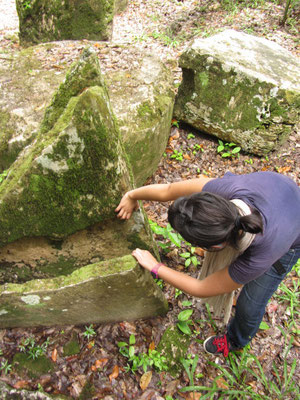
[[149, 341, 155, 351], [277, 166, 291, 173], [109, 365, 119, 382], [51, 348, 58, 362], [13, 380, 29, 389], [215, 376, 229, 389], [183, 154, 191, 160], [179, 392, 202, 400], [87, 340, 95, 349], [195, 247, 205, 257], [140, 371, 152, 391]]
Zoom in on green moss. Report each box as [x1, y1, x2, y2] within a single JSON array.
[[0, 84, 132, 246], [157, 325, 190, 377], [79, 382, 96, 400], [126, 233, 152, 251], [17, 0, 114, 45], [2, 255, 137, 294], [63, 335, 80, 356], [13, 352, 55, 379]]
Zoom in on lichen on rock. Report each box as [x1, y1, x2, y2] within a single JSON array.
[[174, 30, 300, 155]]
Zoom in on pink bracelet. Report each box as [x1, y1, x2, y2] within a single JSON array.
[[151, 263, 164, 279]]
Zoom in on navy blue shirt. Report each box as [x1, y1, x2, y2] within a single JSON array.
[[203, 172, 300, 284]]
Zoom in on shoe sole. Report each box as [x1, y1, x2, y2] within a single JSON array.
[[203, 336, 215, 354]]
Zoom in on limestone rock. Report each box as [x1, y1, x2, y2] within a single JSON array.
[[0, 44, 175, 185], [0, 255, 168, 328], [174, 30, 300, 155], [0, 46, 64, 172], [0, 83, 131, 247], [16, 0, 115, 46], [107, 55, 175, 185]]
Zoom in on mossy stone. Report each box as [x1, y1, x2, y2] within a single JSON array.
[[157, 325, 190, 378], [13, 352, 55, 379], [63, 334, 81, 357]]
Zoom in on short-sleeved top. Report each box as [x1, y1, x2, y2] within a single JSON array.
[[203, 171, 300, 284]]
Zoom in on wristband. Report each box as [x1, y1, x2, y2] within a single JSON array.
[[151, 263, 164, 279]]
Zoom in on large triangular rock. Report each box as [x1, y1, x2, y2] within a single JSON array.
[[0, 83, 130, 247], [0, 44, 175, 185], [174, 30, 300, 155]]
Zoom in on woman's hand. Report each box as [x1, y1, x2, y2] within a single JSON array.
[[132, 249, 159, 272], [115, 192, 139, 220]]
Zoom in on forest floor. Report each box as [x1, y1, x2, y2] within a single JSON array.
[[0, 0, 299, 399]]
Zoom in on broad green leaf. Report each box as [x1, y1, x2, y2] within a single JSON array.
[[259, 321, 270, 330], [217, 145, 224, 152], [177, 321, 192, 335], [129, 334, 136, 344], [222, 152, 231, 157], [168, 231, 182, 247], [191, 256, 198, 266], [178, 309, 193, 321], [185, 258, 191, 267], [180, 252, 190, 258], [182, 300, 193, 307], [232, 147, 241, 153]]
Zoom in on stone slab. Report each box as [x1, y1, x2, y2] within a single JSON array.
[[0, 255, 168, 328]]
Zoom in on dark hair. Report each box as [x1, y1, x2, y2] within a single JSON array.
[[168, 192, 263, 250]]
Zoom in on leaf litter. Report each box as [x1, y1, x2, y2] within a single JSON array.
[[0, 0, 299, 398]]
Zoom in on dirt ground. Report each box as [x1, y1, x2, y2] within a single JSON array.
[[0, 0, 299, 399]]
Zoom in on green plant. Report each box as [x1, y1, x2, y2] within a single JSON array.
[[217, 140, 241, 158], [244, 158, 253, 165], [155, 278, 164, 289], [192, 143, 204, 155], [22, 0, 32, 9], [180, 246, 199, 268], [175, 288, 183, 298], [177, 309, 193, 335], [83, 325, 96, 340], [0, 360, 12, 375], [151, 30, 178, 47], [118, 334, 168, 374], [187, 133, 195, 139], [180, 334, 299, 399], [180, 354, 199, 387], [171, 149, 183, 161], [19, 337, 50, 360], [274, 278, 299, 334], [149, 220, 183, 251], [0, 170, 8, 185]]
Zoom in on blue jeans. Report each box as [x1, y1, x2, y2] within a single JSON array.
[[227, 247, 300, 349]]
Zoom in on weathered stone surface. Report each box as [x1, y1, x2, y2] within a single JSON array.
[[107, 55, 175, 185], [0, 45, 64, 172], [0, 255, 168, 328], [0, 380, 66, 399], [0, 212, 156, 284], [174, 30, 300, 155], [0, 44, 175, 185], [16, 0, 115, 46], [0, 82, 131, 247], [115, 0, 128, 14]]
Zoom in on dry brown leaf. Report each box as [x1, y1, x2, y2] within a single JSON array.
[[13, 380, 29, 389], [140, 371, 152, 391], [277, 166, 291, 173], [179, 392, 202, 400], [109, 365, 119, 382], [183, 154, 191, 160], [87, 340, 95, 349], [195, 247, 205, 257], [51, 348, 58, 362], [149, 341, 155, 351], [215, 376, 229, 389]]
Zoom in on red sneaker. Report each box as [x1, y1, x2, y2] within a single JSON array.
[[203, 334, 232, 357]]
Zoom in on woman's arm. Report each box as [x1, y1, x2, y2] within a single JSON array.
[[132, 249, 242, 297], [115, 175, 214, 220]]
